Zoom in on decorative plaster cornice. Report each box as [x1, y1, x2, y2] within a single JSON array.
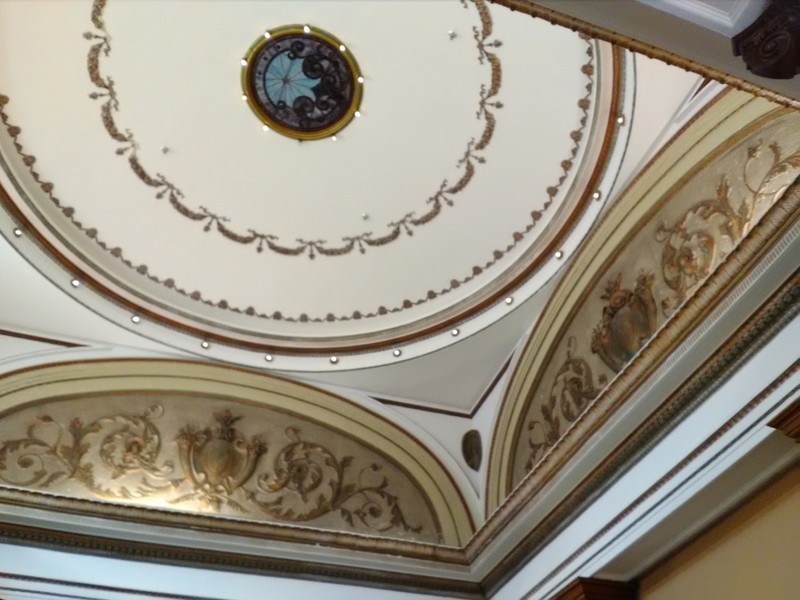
[[489, 0, 800, 110]]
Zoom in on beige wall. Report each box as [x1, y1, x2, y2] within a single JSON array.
[[640, 464, 800, 600]]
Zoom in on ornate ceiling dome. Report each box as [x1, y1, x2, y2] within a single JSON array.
[[0, 0, 631, 370]]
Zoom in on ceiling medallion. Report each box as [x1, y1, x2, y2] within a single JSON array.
[[242, 26, 363, 140]]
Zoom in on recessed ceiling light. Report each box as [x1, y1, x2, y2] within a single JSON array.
[[331, 135, 337, 142], [357, 76, 364, 84], [617, 115, 625, 125], [12, 228, 22, 237], [354, 111, 361, 118], [264, 354, 273, 362], [451, 328, 460, 336], [201, 340, 210, 349], [241, 94, 248, 101], [505, 297, 513, 305], [70, 279, 82, 288], [262, 125, 269, 131], [392, 349, 402, 357], [240, 58, 247, 66], [303, 25, 311, 34], [339, 44, 346, 52], [264, 31, 271, 39], [592, 191, 601, 200], [555, 250, 563, 259], [131, 315, 141, 324], [330, 356, 339, 364]]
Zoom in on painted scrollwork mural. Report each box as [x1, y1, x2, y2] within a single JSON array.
[[0, 397, 439, 542], [504, 109, 800, 489], [525, 337, 606, 471], [657, 141, 800, 309]]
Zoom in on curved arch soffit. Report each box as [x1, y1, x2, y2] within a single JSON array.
[[487, 89, 800, 511], [0, 359, 474, 547]]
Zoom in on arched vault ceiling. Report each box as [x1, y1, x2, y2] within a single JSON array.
[[488, 90, 800, 509], [0, 0, 630, 370]]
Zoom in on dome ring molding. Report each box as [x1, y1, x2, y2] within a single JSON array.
[[0, 44, 630, 364]]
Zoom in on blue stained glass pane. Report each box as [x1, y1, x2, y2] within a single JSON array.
[[264, 50, 318, 107]]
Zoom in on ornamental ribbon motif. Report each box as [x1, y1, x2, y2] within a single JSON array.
[[0, 406, 429, 540]]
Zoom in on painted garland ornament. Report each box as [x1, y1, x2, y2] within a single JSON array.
[[242, 25, 363, 140]]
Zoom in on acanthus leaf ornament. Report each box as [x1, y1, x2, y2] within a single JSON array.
[[0, 405, 176, 500], [656, 142, 800, 311], [0, 404, 429, 539], [525, 336, 607, 471], [591, 272, 658, 373], [655, 178, 743, 305], [246, 427, 423, 534]]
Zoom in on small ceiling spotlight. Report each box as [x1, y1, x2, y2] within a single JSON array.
[[303, 25, 311, 34], [331, 135, 337, 142], [451, 328, 460, 336], [505, 297, 514, 305], [339, 44, 346, 52], [241, 94, 248, 101], [264, 354, 273, 362], [240, 58, 248, 66], [70, 278, 82, 288], [330, 356, 339, 364], [262, 125, 269, 131], [354, 110, 361, 118], [592, 191, 602, 200], [357, 76, 364, 84], [264, 31, 271, 39], [201, 340, 210, 349], [617, 115, 625, 125], [555, 250, 564, 259], [12, 227, 23, 237], [131, 315, 141, 324], [392, 349, 402, 357]]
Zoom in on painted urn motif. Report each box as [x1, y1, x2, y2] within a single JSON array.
[[591, 273, 658, 373], [176, 410, 266, 509]]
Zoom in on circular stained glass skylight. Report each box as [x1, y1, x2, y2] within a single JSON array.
[[242, 25, 363, 140]]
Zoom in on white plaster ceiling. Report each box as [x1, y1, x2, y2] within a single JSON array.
[[0, 0, 704, 418], [0, 0, 629, 370], [0, 34, 703, 410]]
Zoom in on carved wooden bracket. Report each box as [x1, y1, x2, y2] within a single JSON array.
[[767, 400, 800, 442], [554, 577, 637, 600], [733, 0, 800, 79]]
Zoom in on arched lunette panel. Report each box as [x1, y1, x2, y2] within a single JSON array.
[[0, 359, 474, 547], [488, 90, 800, 511]]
